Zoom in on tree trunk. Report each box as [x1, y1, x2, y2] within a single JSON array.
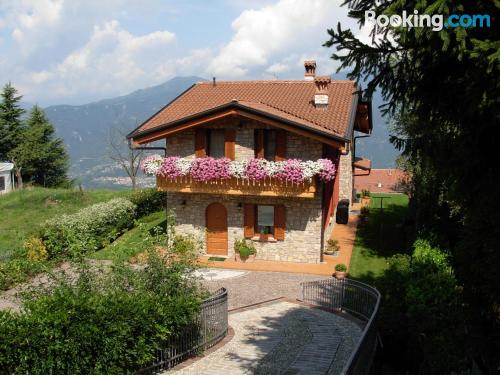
[[131, 175, 137, 190], [15, 168, 23, 190]]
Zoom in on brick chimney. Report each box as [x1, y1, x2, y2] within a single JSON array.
[[304, 60, 316, 81], [314, 76, 331, 107]]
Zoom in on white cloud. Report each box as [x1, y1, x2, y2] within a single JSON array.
[[34, 20, 176, 101], [0, 0, 362, 104], [207, 0, 354, 78]]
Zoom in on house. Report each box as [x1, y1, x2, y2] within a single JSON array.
[[0, 163, 14, 195], [128, 61, 372, 263], [354, 168, 407, 194]]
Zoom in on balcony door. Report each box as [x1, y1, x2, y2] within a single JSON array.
[[206, 202, 228, 255]]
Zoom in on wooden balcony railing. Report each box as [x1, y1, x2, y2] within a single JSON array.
[[156, 175, 317, 198]]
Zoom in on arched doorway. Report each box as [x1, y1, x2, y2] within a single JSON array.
[[206, 202, 228, 255]]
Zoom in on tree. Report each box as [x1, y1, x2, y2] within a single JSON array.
[[0, 82, 25, 161], [8, 106, 70, 188], [324, 0, 499, 373], [107, 125, 143, 190]]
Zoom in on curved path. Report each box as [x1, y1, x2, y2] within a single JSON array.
[[165, 269, 363, 375]]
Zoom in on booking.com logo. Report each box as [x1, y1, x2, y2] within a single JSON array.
[[366, 10, 491, 31]]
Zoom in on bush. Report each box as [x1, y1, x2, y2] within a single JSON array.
[[335, 263, 347, 272], [129, 188, 167, 218], [24, 237, 48, 262], [376, 239, 466, 374], [0, 252, 204, 373], [0, 257, 49, 290], [40, 198, 136, 258], [234, 238, 256, 258]]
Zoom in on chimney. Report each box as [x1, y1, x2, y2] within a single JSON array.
[[304, 60, 316, 80], [314, 76, 331, 107]]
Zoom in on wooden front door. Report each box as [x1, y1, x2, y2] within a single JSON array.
[[206, 202, 228, 255]]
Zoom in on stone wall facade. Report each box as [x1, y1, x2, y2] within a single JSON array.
[[338, 149, 353, 206], [165, 118, 323, 161], [167, 191, 323, 263], [162, 118, 346, 263]]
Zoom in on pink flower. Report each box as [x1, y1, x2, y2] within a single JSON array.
[[244, 159, 268, 180], [157, 157, 182, 179], [190, 157, 231, 182], [318, 158, 337, 182], [275, 159, 304, 184]]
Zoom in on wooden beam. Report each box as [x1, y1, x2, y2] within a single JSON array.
[[133, 110, 239, 144], [156, 176, 317, 199]]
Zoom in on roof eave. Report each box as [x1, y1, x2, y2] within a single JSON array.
[[128, 101, 350, 145]]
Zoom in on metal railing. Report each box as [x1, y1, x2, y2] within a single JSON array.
[[300, 278, 381, 375], [137, 287, 228, 374]]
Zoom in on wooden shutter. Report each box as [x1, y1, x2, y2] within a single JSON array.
[[255, 129, 264, 158], [224, 129, 236, 160], [275, 130, 286, 161], [274, 205, 286, 240], [195, 129, 207, 158], [243, 204, 255, 238]]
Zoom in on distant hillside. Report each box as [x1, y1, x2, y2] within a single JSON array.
[[44, 76, 205, 188]]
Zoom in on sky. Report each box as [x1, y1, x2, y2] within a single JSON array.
[[0, 0, 369, 106]]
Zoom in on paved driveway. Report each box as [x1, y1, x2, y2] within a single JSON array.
[[198, 268, 324, 310], [168, 269, 363, 375]]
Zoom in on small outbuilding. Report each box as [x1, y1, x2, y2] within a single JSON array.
[[0, 163, 15, 195]]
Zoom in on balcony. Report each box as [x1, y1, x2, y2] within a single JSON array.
[[156, 175, 317, 198]]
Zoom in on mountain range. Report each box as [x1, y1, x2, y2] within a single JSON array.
[[38, 76, 398, 188]]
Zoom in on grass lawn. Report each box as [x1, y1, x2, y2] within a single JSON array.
[[349, 193, 411, 282], [91, 211, 166, 263], [0, 187, 130, 259]]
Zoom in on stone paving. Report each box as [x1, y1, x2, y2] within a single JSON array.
[[200, 269, 324, 310], [166, 270, 363, 374], [169, 301, 361, 375]]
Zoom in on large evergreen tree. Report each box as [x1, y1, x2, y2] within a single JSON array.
[[324, 1, 499, 373], [0, 82, 25, 161], [8, 106, 69, 187]]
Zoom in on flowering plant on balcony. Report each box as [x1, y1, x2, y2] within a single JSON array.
[[317, 159, 336, 182], [244, 159, 268, 180], [275, 159, 304, 184], [190, 157, 231, 182], [141, 155, 337, 183], [140, 155, 163, 175]]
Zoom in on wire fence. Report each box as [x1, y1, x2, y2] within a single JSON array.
[[300, 278, 381, 375], [136, 287, 228, 374]]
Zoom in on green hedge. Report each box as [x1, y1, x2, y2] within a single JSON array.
[[40, 198, 136, 258], [129, 189, 166, 218], [0, 254, 202, 374]]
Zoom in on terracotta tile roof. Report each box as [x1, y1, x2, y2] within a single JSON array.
[[353, 157, 372, 171], [130, 80, 358, 140], [354, 169, 409, 193]]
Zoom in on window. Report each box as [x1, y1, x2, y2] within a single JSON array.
[[207, 129, 225, 158], [0, 176, 4, 191], [257, 205, 274, 235], [264, 130, 276, 161], [255, 129, 286, 161]]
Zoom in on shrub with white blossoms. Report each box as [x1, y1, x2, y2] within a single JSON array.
[[142, 156, 337, 183]]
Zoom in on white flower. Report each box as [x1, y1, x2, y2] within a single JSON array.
[[229, 160, 247, 178], [141, 155, 163, 175], [264, 160, 285, 176], [301, 160, 322, 179], [176, 158, 192, 175]]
